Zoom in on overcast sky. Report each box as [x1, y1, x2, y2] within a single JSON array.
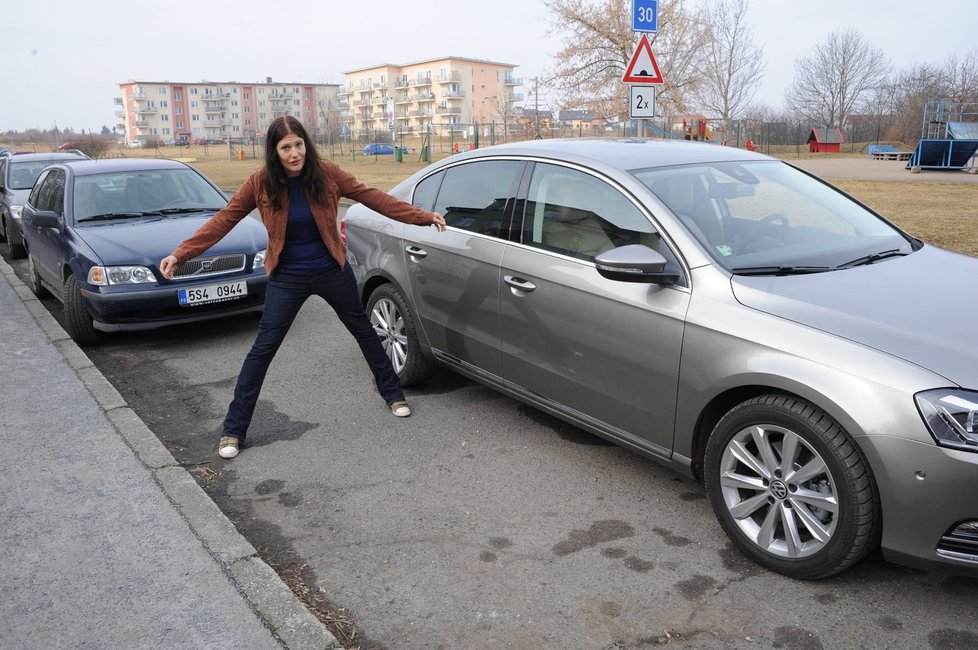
[[2, 0, 974, 132]]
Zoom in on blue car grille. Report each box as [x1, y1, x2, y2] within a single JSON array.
[[173, 253, 247, 278]]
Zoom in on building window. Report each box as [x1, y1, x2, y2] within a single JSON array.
[[191, 115, 200, 122], [160, 100, 169, 108], [176, 120, 184, 129], [174, 92, 182, 101], [159, 87, 167, 94], [190, 87, 198, 95], [190, 101, 199, 108], [161, 114, 169, 121], [175, 107, 182, 115]]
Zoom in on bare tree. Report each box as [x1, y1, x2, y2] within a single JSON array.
[[543, 0, 708, 120], [696, 0, 765, 120], [785, 29, 891, 128]]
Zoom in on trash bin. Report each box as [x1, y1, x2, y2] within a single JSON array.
[[421, 146, 429, 162], [237, 150, 245, 161], [395, 147, 403, 163]]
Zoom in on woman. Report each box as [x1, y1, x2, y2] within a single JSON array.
[[160, 116, 446, 459]]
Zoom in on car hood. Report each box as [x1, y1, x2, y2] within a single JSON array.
[[74, 213, 267, 265], [730, 246, 978, 387]]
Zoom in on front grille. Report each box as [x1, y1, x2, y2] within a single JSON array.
[[173, 253, 247, 279], [937, 521, 978, 561]]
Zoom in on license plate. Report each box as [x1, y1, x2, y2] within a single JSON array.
[[178, 281, 248, 306]]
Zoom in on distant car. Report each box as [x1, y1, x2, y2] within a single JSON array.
[[345, 138, 978, 579], [0, 150, 90, 258], [20, 158, 268, 344], [362, 143, 401, 156]]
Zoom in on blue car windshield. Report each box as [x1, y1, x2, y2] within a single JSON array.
[[73, 169, 228, 222], [631, 160, 916, 272]]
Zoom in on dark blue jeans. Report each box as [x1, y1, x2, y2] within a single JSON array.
[[222, 264, 404, 441]]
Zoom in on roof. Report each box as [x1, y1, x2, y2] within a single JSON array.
[[48, 158, 194, 177], [344, 56, 517, 74], [808, 128, 844, 144], [445, 137, 766, 172], [3, 151, 89, 163]]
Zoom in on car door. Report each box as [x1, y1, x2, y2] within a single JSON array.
[[23, 168, 66, 293], [404, 159, 525, 378], [498, 162, 690, 454]]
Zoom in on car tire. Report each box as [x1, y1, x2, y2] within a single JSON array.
[[6, 220, 25, 259], [704, 393, 880, 579], [63, 274, 102, 345], [0, 214, 7, 243], [366, 283, 434, 386], [26, 252, 50, 298]]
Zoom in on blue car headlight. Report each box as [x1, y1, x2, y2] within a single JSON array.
[[254, 249, 267, 270], [88, 265, 157, 286], [916, 389, 978, 452]]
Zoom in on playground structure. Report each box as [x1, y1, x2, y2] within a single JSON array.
[[907, 99, 978, 172]]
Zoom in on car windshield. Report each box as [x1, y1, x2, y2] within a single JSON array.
[[9, 161, 68, 190], [632, 160, 916, 273], [73, 169, 228, 222]]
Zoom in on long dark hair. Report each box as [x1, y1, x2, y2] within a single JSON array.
[[262, 116, 327, 209]]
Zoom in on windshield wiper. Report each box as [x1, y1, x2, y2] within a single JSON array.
[[730, 265, 832, 276], [836, 248, 908, 269], [76, 212, 145, 222]]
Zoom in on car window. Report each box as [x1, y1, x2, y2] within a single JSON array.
[[522, 163, 662, 262], [32, 169, 65, 216], [431, 160, 522, 239], [412, 171, 444, 211], [633, 161, 914, 271], [72, 169, 227, 220], [9, 161, 64, 190], [0, 159, 7, 188]]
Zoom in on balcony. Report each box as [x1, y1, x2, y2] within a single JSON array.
[[441, 90, 465, 99], [411, 77, 432, 87], [395, 78, 410, 88], [133, 120, 149, 127], [436, 72, 461, 83], [413, 92, 434, 102], [436, 105, 462, 115], [504, 76, 523, 86]]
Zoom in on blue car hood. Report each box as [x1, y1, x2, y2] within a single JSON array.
[[75, 214, 267, 266], [731, 246, 978, 387]]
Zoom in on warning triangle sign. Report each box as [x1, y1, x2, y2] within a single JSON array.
[[622, 34, 664, 84]]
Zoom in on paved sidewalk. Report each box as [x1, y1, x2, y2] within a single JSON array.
[[0, 258, 339, 649]]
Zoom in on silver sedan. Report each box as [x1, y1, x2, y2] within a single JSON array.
[[344, 138, 978, 579]]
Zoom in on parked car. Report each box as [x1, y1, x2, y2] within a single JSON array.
[[20, 158, 268, 344], [345, 138, 978, 579], [362, 143, 402, 156], [0, 150, 90, 258]]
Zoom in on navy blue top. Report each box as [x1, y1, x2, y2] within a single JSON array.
[[276, 177, 337, 275]]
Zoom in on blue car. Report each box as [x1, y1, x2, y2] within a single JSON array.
[[362, 143, 403, 156], [21, 158, 268, 344]]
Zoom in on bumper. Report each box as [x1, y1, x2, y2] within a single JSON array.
[[862, 433, 978, 576], [81, 274, 267, 332]]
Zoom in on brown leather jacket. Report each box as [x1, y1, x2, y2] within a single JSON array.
[[170, 160, 436, 274]]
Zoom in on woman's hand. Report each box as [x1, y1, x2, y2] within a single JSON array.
[[159, 255, 179, 279], [430, 212, 447, 232]]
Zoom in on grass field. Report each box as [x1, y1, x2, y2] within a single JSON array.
[[37, 142, 978, 258]]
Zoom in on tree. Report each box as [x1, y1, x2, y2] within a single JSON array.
[[785, 29, 890, 128], [695, 0, 765, 120], [543, 0, 708, 120]]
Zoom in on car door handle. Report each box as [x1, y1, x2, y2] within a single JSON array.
[[504, 275, 536, 296], [405, 245, 428, 260]]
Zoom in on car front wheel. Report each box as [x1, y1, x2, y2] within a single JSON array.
[[704, 394, 880, 579], [6, 217, 25, 259], [26, 252, 50, 298], [366, 283, 433, 386], [63, 274, 102, 345]]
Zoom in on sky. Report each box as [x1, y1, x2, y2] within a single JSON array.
[[2, 0, 975, 133]]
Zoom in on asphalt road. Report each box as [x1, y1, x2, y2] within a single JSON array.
[[6, 192, 978, 648]]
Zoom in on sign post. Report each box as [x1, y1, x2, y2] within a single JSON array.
[[625, 2, 661, 136], [629, 85, 656, 119]]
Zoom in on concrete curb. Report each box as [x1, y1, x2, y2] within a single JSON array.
[[0, 258, 341, 650]]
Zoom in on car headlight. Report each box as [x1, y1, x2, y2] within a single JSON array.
[[254, 249, 266, 270], [88, 265, 157, 286], [916, 389, 978, 452], [9, 204, 23, 221]]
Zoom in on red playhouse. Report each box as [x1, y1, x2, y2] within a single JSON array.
[[808, 127, 844, 153]]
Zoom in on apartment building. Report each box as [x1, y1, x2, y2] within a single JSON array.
[[340, 56, 523, 139], [115, 78, 342, 146]]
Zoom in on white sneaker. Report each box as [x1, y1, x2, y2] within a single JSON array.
[[218, 436, 240, 458]]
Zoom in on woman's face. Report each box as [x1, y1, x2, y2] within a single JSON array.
[[276, 133, 306, 177]]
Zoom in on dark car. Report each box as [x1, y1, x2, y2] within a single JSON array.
[[345, 138, 978, 579], [21, 158, 268, 344], [362, 143, 402, 156], [0, 151, 90, 258]]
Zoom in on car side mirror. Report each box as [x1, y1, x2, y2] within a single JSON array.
[[593, 244, 680, 285], [30, 210, 61, 229]]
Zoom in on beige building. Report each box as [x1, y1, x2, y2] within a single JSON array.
[[340, 57, 523, 140], [115, 78, 342, 146]]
